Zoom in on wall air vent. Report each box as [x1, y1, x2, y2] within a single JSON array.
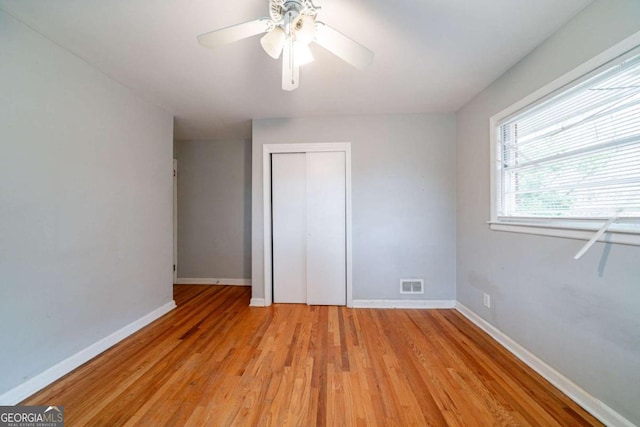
[[400, 279, 424, 294]]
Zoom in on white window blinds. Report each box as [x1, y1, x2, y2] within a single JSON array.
[[497, 49, 640, 219]]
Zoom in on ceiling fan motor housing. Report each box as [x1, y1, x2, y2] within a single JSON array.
[[270, 0, 319, 24]]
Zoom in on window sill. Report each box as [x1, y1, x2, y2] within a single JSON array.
[[488, 220, 640, 247]]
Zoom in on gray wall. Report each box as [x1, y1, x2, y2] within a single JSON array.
[[174, 139, 251, 279], [456, 0, 640, 423], [252, 114, 457, 301], [0, 11, 174, 396]]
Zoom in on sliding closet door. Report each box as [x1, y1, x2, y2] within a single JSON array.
[[272, 153, 307, 303], [271, 151, 346, 306], [306, 152, 346, 305]]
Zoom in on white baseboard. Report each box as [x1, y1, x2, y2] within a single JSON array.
[[351, 299, 456, 309], [455, 302, 634, 427], [249, 298, 266, 307], [248, 299, 456, 309], [0, 300, 177, 405], [175, 278, 251, 286]]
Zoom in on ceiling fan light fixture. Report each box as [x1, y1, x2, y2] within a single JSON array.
[[294, 15, 316, 45], [294, 41, 314, 66], [260, 26, 286, 59]]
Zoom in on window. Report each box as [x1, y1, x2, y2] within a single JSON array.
[[490, 36, 640, 246]]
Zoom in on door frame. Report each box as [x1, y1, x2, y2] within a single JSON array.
[[173, 159, 178, 283], [262, 143, 353, 307]]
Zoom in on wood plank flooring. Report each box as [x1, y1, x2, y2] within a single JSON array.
[[23, 285, 602, 426]]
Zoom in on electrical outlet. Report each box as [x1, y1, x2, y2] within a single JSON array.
[[483, 292, 491, 308]]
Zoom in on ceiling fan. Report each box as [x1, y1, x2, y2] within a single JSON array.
[[197, 0, 374, 91]]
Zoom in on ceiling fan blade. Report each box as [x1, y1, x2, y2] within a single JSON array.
[[198, 19, 271, 49], [314, 22, 374, 70], [282, 40, 300, 91]]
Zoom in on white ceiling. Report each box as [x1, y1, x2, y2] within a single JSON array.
[[0, 0, 592, 140]]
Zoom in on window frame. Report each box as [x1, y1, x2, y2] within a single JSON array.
[[489, 31, 640, 247]]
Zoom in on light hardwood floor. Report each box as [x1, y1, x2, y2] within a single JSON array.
[[23, 285, 602, 426]]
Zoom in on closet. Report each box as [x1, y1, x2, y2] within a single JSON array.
[[271, 151, 346, 305]]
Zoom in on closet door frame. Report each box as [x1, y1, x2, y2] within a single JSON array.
[[262, 143, 352, 307]]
